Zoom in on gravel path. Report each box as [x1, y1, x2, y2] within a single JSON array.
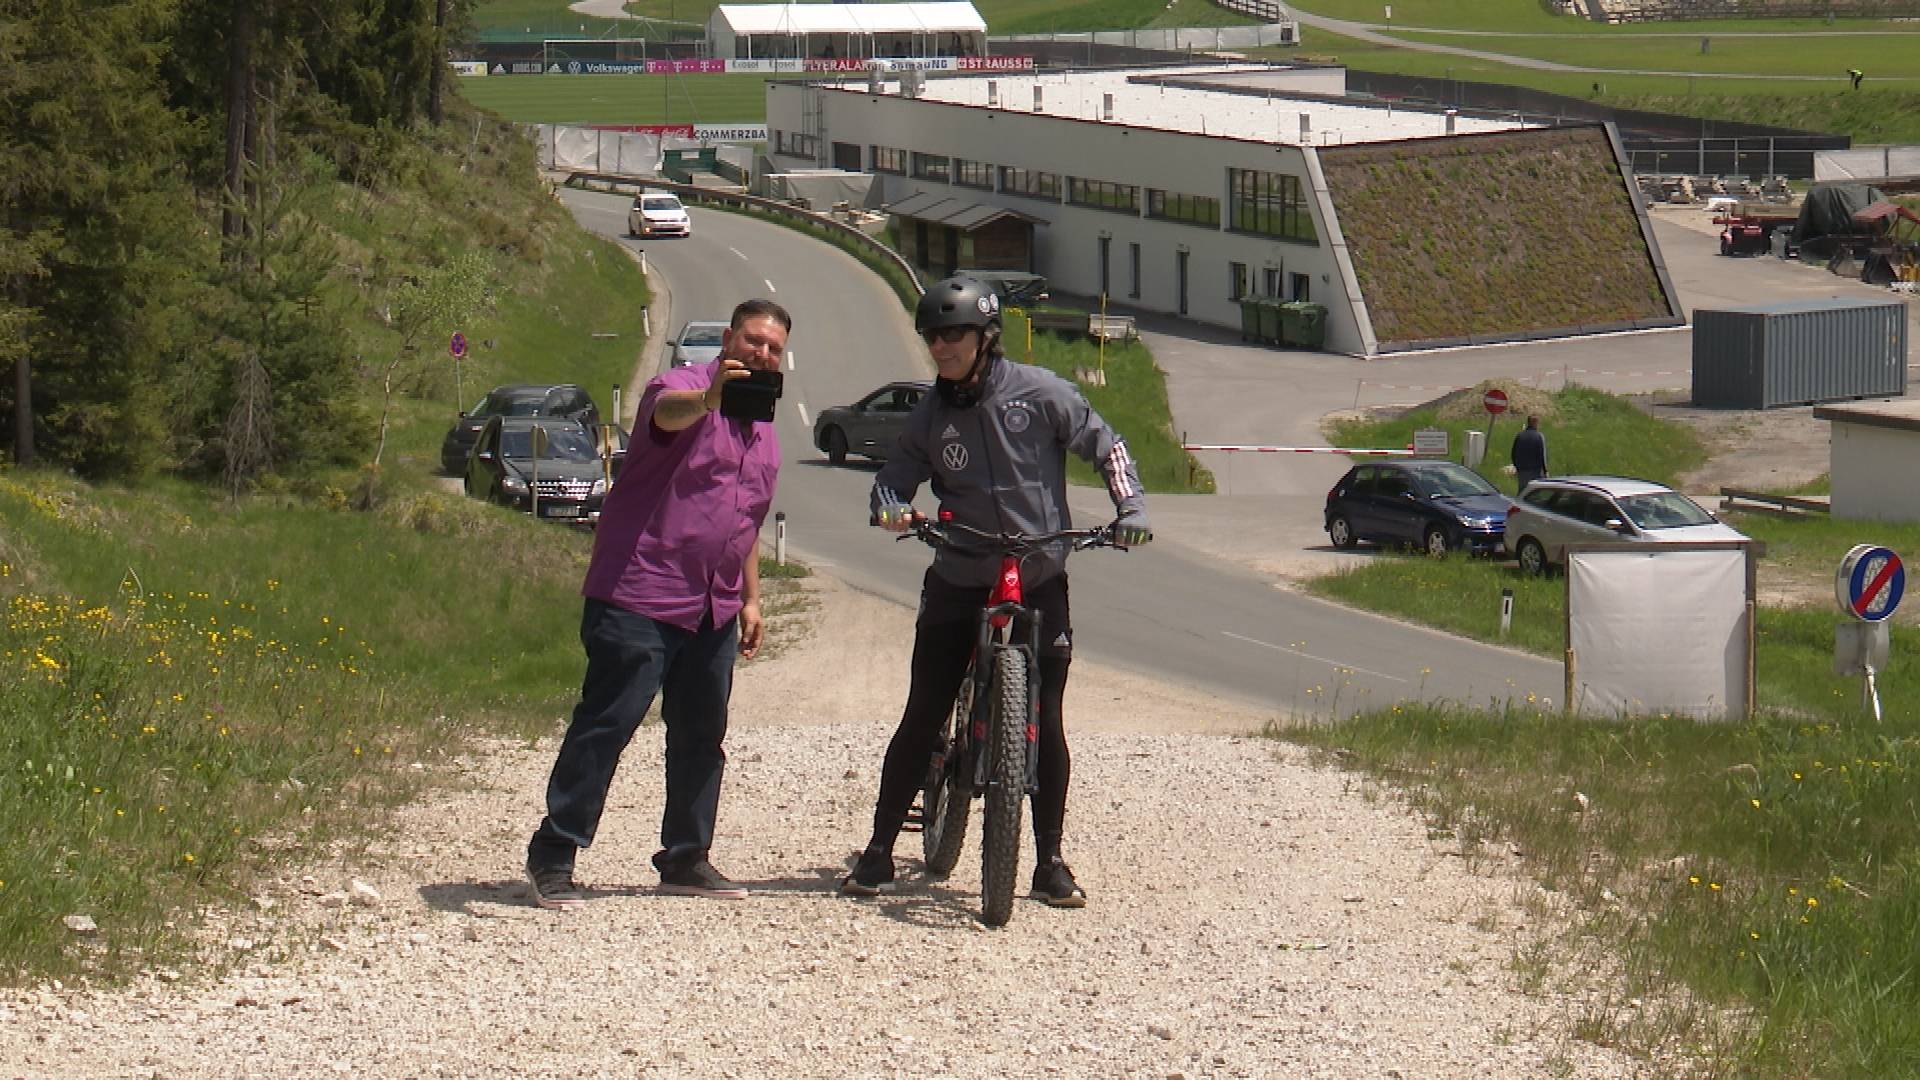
[[1, 575, 1665, 1079]]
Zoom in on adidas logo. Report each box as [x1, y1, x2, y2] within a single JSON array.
[[1052, 632, 1071, 648], [941, 424, 960, 439]]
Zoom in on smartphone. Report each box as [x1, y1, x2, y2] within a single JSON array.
[[719, 368, 783, 422]]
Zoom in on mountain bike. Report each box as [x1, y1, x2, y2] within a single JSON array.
[[897, 513, 1120, 927]]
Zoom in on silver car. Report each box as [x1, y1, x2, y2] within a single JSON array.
[[812, 380, 931, 465], [1504, 475, 1750, 575], [669, 320, 730, 368]]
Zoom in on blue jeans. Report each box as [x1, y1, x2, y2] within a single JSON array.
[[529, 599, 738, 875]]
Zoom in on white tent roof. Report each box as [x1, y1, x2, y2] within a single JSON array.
[[711, 2, 986, 36]]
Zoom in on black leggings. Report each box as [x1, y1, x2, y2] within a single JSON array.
[[869, 569, 1073, 864]]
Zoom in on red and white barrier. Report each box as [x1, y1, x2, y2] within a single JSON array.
[[1181, 444, 1419, 456]]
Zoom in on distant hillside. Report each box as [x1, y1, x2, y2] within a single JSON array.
[[1319, 126, 1677, 350]]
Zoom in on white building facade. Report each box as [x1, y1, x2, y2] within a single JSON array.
[[764, 65, 1536, 355]]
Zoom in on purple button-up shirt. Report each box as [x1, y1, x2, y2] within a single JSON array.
[[583, 360, 781, 632]]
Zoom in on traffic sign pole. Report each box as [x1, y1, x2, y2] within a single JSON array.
[[1834, 544, 1904, 719]]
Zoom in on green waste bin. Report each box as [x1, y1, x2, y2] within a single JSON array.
[[1256, 299, 1283, 345], [1238, 298, 1263, 342], [1276, 302, 1303, 347], [1293, 303, 1327, 350]]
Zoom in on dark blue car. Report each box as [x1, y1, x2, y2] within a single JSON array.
[[1324, 460, 1509, 557]]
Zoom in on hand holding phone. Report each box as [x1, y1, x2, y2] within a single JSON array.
[[720, 366, 783, 422]]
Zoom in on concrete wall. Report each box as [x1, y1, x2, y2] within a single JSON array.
[[766, 81, 1361, 351], [1830, 421, 1920, 522]]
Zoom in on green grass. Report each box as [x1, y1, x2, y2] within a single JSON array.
[[1007, 311, 1216, 494], [1328, 382, 1707, 496], [1284, 664, 1920, 1076], [1294, 397, 1920, 1074], [457, 71, 804, 125]]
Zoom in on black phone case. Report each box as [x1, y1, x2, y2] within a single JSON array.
[[719, 369, 783, 422]]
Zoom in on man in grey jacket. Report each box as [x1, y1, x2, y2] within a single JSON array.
[[840, 275, 1152, 908]]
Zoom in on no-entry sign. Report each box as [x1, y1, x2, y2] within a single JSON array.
[[1837, 544, 1904, 622], [1482, 388, 1509, 415]]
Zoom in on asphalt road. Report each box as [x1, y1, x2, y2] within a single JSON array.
[[560, 187, 1563, 718]]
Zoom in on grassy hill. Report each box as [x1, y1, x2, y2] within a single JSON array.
[[1320, 126, 1673, 348]]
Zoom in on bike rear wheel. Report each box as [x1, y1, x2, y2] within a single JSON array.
[[979, 648, 1029, 928], [921, 673, 973, 879]]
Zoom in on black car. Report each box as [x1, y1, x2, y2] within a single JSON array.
[[812, 380, 930, 465], [440, 383, 600, 475], [1324, 460, 1510, 557], [463, 416, 614, 525]]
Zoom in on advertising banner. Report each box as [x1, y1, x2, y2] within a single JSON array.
[[648, 58, 727, 74], [725, 58, 805, 73], [956, 55, 1035, 71], [449, 61, 488, 76], [592, 124, 698, 136], [694, 124, 769, 142]]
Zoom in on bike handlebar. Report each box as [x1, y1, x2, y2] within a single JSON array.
[[891, 514, 1120, 555]]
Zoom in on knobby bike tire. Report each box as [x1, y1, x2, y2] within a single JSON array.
[[921, 673, 973, 878], [979, 647, 1029, 928]]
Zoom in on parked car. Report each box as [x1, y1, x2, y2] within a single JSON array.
[[813, 380, 931, 465], [628, 192, 691, 239], [1324, 460, 1510, 557], [462, 416, 613, 524], [1503, 475, 1751, 575], [956, 269, 1049, 307], [440, 383, 599, 475], [670, 320, 730, 368]]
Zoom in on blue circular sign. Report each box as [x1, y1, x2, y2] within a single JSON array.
[[1837, 544, 1904, 622]]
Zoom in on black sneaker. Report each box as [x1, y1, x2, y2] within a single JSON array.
[[1031, 857, 1087, 908], [658, 859, 748, 900], [526, 862, 586, 911], [839, 848, 895, 897]]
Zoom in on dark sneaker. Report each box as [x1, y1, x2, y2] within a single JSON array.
[[658, 859, 748, 900], [1031, 857, 1087, 908], [839, 848, 895, 897], [526, 863, 586, 911]]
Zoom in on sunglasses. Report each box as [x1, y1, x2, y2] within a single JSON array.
[[921, 326, 974, 345]]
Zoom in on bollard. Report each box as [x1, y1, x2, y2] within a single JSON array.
[[1499, 587, 1514, 637], [774, 511, 787, 566], [638, 249, 647, 275]]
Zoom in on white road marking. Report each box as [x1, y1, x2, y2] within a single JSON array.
[[729, 247, 749, 261], [1221, 631, 1409, 683], [765, 278, 777, 293], [797, 403, 810, 427], [786, 351, 796, 372]]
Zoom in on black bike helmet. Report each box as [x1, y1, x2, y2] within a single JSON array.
[[915, 275, 1001, 334]]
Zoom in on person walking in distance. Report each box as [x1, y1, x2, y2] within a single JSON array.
[[840, 275, 1152, 909], [1511, 414, 1548, 495], [524, 298, 792, 908]]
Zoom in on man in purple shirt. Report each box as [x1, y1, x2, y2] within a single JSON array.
[[525, 298, 791, 908]]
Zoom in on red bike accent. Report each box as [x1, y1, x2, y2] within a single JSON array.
[[988, 555, 1022, 629]]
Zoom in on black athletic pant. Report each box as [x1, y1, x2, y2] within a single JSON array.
[[869, 568, 1073, 865]]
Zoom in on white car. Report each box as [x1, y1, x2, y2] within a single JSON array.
[[1503, 475, 1750, 575], [628, 193, 690, 239]]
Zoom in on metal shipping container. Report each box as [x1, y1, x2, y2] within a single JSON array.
[[1691, 297, 1908, 409]]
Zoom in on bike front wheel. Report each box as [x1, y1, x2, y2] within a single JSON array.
[[979, 647, 1029, 928], [921, 671, 973, 879]]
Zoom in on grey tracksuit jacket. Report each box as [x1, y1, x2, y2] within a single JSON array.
[[870, 355, 1147, 589]]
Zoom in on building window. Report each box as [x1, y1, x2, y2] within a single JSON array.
[[998, 166, 1060, 201], [1146, 189, 1220, 229], [1292, 272, 1311, 303], [1067, 177, 1140, 215], [911, 152, 950, 182], [1227, 168, 1317, 244], [954, 158, 995, 190], [782, 131, 819, 160], [872, 146, 906, 175], [1229, 262, 1248, 301], [1263, 267, 1282, 296], [1128, 243, 1141, 299]]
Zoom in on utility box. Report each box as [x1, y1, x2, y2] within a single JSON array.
[[1692, 297, 1907, 409]]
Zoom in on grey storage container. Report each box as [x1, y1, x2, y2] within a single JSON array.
[[1692, 297, 1908, 409]]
